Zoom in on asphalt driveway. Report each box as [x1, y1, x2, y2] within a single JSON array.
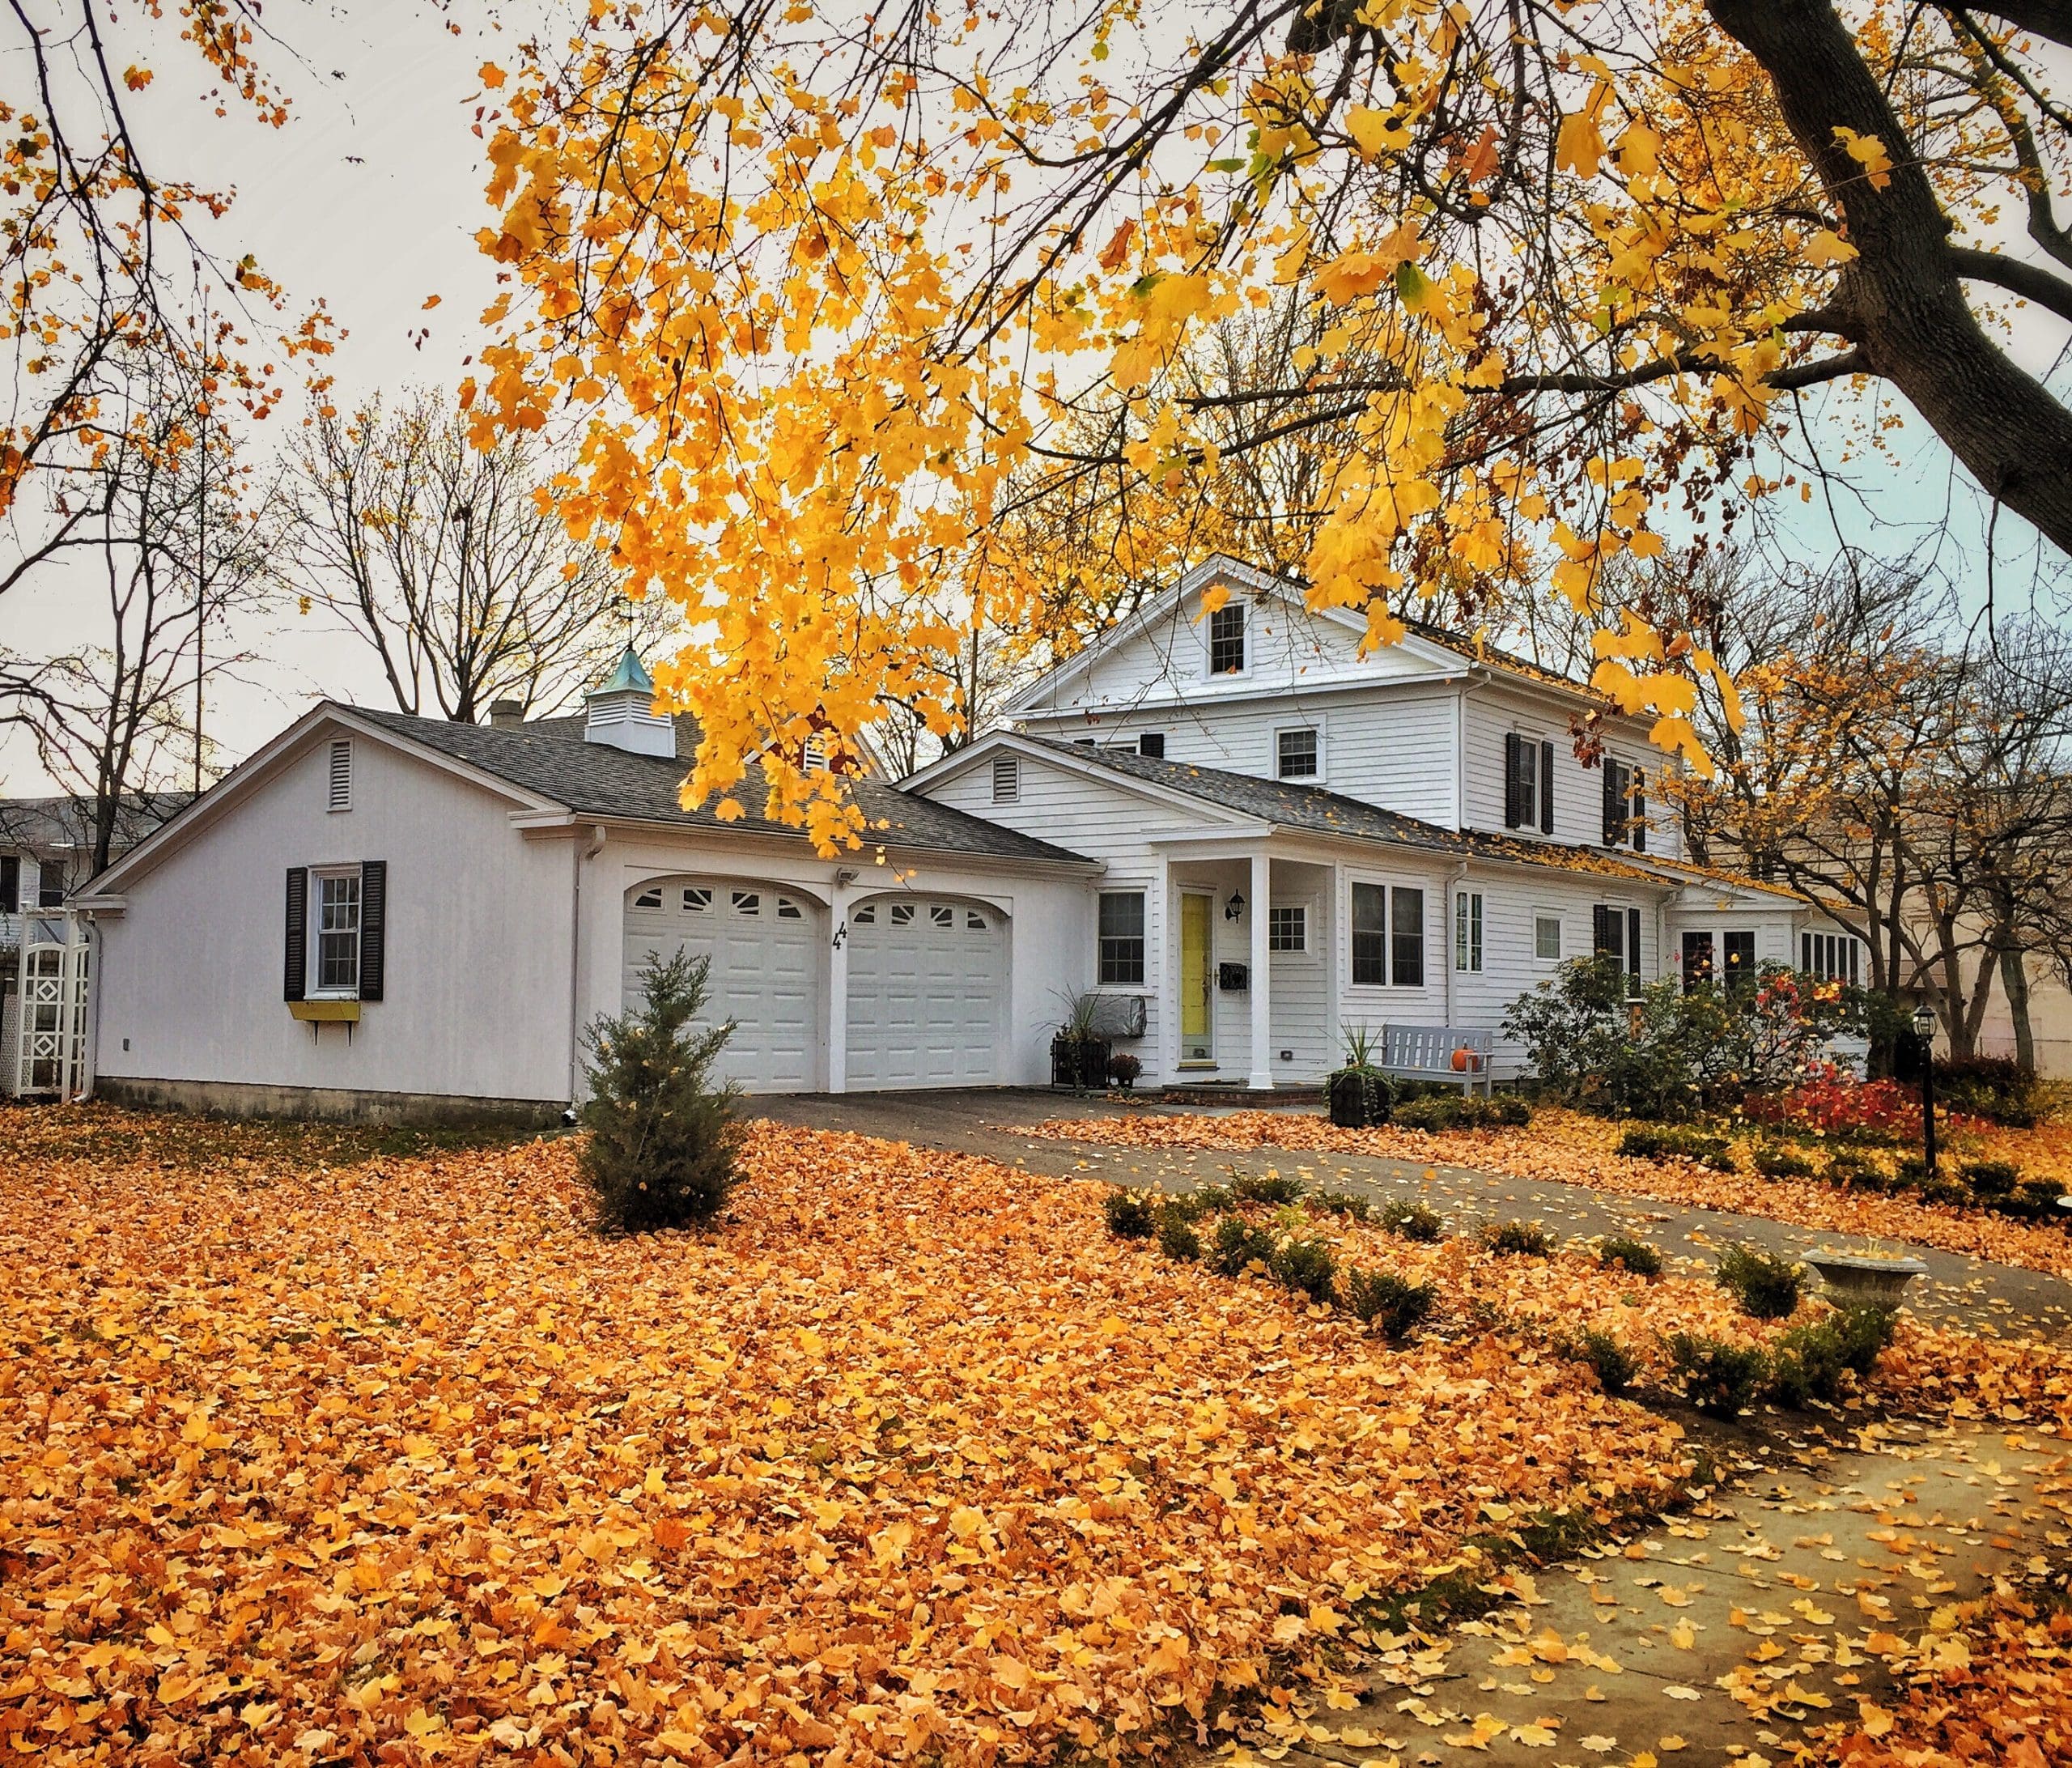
[[751, 1087, 2072, 1338]]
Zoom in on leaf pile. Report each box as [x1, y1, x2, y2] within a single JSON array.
[[1023, 1109, 2072, 1279], [0, 1110, 1703, 1767]]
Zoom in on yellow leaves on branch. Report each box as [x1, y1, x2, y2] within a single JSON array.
[[0, 1107, 1702, 1766]]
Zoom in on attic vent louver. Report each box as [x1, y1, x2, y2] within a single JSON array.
[[991, 755, 1020, 803], [327, 739, 352, 811]]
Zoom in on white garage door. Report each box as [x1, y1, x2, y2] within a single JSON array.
[[845, 898, 1006, 1090], [623, 880, 822, 1092]]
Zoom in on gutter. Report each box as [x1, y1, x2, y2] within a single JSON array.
[[567, 824, 606, 1112]]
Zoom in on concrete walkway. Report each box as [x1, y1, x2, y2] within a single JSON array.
[[753, 1090, 2072, 1340]]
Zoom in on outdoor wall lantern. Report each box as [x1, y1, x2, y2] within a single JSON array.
[[1225, 890, 1245, 921]]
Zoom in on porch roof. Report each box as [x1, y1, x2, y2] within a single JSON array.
[[1025, 737, 1682, 888]]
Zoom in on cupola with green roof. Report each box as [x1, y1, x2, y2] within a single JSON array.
[[583, 646, 676, 758]]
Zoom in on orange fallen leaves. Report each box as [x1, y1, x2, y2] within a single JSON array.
[[1021, 1108, 2072, 1281], [0, 1108, 1704, 1766]]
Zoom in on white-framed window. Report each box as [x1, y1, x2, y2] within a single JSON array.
[[776, 896, 805, 920], [1454, 890, 1484, 973], [311, 866, 362, 997], [1207, 599, 1247, 675], [1802, 931, 1861, 984], [852, 903, 877, 924], [683, 886, 712, 912], [890, 902, 915, 925], [1267, 903, 1307, 953], [732, 890, 762, 916], [1535, 913, 1563, 963], [1350, 882, 1424, 987], [1276, 725, 1320, 780], [1098, 890, 1146, 985], [966, 909, 988, 931], [1601, 757, 1647, 852], [991, 755, 1021, 802], [633, 885, 664, 909], [929, 903, 954, 928], [1138, 732, 1166, 759], [327, 738, 353, 812]]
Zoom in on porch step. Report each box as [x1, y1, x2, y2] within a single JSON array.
[[1153, 1082, 1325, 1107]]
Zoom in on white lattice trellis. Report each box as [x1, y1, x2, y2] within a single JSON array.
[[15, 917, 89, 1099]]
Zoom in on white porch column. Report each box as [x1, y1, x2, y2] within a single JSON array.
[[1248, 849, 1274, 1090], [826, 882, 854, 1094]]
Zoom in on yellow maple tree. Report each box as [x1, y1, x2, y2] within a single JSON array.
[[468, 1, 2072, 839]]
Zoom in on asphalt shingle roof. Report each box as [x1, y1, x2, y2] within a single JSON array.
[[1025, 737, 1679, 887], [349, 706, 1094, 867]]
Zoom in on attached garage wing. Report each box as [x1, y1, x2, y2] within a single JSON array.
[[623, 880, 822, 1092], [844, 898, 1006, 1090]]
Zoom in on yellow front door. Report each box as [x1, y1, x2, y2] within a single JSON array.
[[1180, 892, 1214, 1062]]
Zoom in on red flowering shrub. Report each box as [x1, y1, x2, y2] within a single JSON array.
[[1744, 1065, 1921, 1142]]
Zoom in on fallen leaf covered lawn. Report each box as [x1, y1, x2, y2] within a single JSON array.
[[1022, 1108, 2072, 1279], [0, 1107, 1703, 1767]]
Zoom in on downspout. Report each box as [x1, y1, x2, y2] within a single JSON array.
[[567, 824, 606, 1113], [79, 908, 101, 1102]]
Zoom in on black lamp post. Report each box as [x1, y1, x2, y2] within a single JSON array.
[[1913, 1002, 1938, 1182]]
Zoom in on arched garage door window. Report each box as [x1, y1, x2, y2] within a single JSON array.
[[623, 879, 822, 1092], [845, 897, 1007, 1090]]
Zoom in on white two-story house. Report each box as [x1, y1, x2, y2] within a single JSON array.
[[74, 556, 1844, 1120], [910, 554, 1822, 1088]]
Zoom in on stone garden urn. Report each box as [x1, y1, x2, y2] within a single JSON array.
[[1805, 1250, 1929, 1307]]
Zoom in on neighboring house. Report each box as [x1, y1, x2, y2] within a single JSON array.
[[2, 793, 189, 1098], [74, 559, 1850, 1121]]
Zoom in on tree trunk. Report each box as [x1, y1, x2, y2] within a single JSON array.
[[1708, 0, 2072, 557], [2000, 943, 2037, 1073]]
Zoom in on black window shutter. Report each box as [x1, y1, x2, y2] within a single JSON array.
[[1539, 740, 1555, 833], [1593, 903, 1615, 956], [284, 867, 308, 1001], [1630, 769, 1646, 852], [1628, 908, 1643, 982], [359, 860, 388, 1002], [0, 854, 16, 915], [1602, 763, 1620, 845], [1503, 733, 1523, 827]]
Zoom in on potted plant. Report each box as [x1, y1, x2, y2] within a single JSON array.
[[1051, 992, 1111, 1094], [1328, 1024, 1393, 1128], [1107, 1052, 1142, 1092]]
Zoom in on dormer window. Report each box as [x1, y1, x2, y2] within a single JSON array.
[[1208, 601, 1247, 674]]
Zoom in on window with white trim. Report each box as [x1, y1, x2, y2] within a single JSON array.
[[682, 886, 711, 912], [1802, 931, 1861, 984], [966, 909, 988, 931], [732, 890, 762, 916], [327, 738, 352, 812], [852, 903, 877, 924], [890, 902, 915, 925], [1535, 914, 1563, 963], [1454, 890, 1484, 972], [1138, 732, 1166, 759], [312, 868, 362, 997], [633, 886, 663, 909], [991, 755, 1020, 802], [1267, 903, 1307, 953], [1352, 883, 1424, 986], [776, 896, 805, 920], [1207, 600, 1246, 674], [1276, 726, 1319, 780], [930, 903, 954, 928], [1098, 890, 1146, 985]]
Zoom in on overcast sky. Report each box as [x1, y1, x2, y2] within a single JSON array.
[[2, 2, 2067, 799]]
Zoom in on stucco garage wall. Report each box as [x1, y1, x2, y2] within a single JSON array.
[[93, 732, 575, 1105]]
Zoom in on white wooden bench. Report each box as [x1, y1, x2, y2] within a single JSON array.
[[1380, 1024, 1495, 1096]]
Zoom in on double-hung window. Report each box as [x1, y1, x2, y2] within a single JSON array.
[[1276, 726, 1319, 780], [1352, 882, 1424, 986], [1722, 929, 1757, 992], [1801, 931, 1861, 984], [1098, 890, 1146, 986], [1594, 903, 1644, 998], [1208, 601, 1247, 674], [313, 869, 362, 996], [1454, 890, 1484, 973], [1504, 734, 1556, 833], [1601, 758, 1647, 850]]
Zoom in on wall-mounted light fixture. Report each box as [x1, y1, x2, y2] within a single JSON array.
[[1225, 890, 1245, 921]]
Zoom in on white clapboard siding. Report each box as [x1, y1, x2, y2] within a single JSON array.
[[1461, 684, 1684, 860]]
